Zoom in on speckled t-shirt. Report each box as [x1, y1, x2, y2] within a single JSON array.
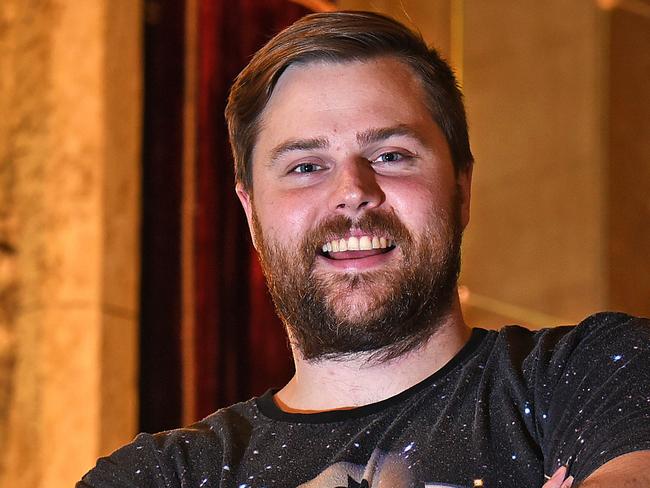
[[78, 312, 650, 488]]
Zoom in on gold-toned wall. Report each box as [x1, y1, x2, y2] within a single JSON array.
[[339, 0, 650, 328], [0, 1, 142, 487], [461, 1, 609, 324], [608, 7, 650, 316]]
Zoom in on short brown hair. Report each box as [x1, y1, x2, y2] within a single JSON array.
[[226, 10, 473, 190]]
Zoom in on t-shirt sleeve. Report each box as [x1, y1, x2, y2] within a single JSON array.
[[77, 412, 242, 488], [77, 421, 229, 488], [536, 312, 650, 484], [76, 433, 170, 488]]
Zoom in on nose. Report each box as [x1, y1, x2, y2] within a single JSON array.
[[329, 158, 385, 217]]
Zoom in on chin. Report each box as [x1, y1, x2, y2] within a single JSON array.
[[325, 291, 391, 322]]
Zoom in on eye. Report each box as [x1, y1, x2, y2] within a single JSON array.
[[373, 151, 405, 163], [291, 162, 323, 174]]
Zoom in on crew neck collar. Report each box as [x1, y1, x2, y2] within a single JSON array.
[[256, 327, 489, 423]]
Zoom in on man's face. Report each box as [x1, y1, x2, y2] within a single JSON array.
[[237, 57, 471, 362]]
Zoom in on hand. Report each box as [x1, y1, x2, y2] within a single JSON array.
[[542, 466, 574, 488]]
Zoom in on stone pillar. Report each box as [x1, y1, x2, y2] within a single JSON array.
[[0, 1, 142, 487]]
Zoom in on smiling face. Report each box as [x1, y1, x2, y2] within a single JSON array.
[[237, 57, 471, 361]]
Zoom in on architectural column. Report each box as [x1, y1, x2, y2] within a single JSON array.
[[0, 1, 142, 487]]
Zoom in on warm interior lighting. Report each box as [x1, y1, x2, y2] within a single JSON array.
[[289, 0, 337, 12], [596, 0, 650, 17], [596, 0, 621, 10]]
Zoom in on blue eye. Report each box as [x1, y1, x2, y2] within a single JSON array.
[[292, 162, 322, 174], [375, 152, 404, 163]]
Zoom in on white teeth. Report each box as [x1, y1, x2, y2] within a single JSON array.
[[322, 235, 394, 254], [359, 236, 372, 250]]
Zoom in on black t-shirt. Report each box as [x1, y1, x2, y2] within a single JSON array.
[[78, 312, 650, 487]]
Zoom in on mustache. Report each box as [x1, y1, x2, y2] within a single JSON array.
[[302, 209, 413, 255]]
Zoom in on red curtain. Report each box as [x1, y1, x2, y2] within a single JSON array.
[[192, 0, 309, 420], [140, 0, 187, 433], [140, 0, 310, 433]]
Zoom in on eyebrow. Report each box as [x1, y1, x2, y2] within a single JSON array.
[[266, 124, 425, 166], [268, 137, 329, 166], [356, 124, 425, 147]]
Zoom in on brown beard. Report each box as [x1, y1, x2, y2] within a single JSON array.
[[252, 191, 463, 363]]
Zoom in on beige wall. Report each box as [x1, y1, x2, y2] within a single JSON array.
[[461, 1, 609, 324], [338, 0, 650, 327], [0, 1, 142, 487]]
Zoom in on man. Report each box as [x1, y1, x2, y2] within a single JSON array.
[[78, 11, 650, 488]]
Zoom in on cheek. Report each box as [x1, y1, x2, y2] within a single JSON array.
[[384, 180, 438, 218], [254, 190, 321, 242], [386, 183, 458, 241]]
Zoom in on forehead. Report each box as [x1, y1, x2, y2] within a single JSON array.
[[252, 57, 437, 158]]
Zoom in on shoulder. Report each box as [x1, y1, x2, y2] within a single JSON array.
[[536, 311, 649, 344], [534, 311, 648, 368], [475, 311, 649, 400], [523, 313, 650, 483], [493, 311, 648, 364], [78, 397, 262, 487], [142, 396, 260, 454]]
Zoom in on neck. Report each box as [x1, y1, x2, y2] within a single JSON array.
[[274, 294, 471, 413]]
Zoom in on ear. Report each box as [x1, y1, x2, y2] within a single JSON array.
[[235, 182, 258, 250], [457, 165, 473, 230]]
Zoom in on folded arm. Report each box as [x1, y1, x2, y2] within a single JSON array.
[[578, 451, 650, 487]]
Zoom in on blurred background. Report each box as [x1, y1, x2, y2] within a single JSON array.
[[0, 0, 648, 486]]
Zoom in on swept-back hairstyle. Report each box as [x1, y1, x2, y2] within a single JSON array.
[[226, 10, 473, 190]]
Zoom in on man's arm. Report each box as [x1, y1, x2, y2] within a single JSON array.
[[577, 451, 650, 487]]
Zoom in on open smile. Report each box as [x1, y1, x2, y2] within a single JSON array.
[[317, 234, 397, 268], [322, 235, 393, 254]]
